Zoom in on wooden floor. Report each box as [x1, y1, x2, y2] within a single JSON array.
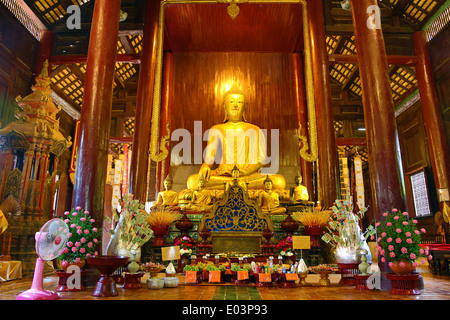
[[1, 266, 449, 301]]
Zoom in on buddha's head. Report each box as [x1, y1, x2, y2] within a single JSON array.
[[231, 165, 240, 180], [294, 175, 303, 186], [222, 84, 247, 123], [264, 175, 273, 191], [164, 175, 173, 190]]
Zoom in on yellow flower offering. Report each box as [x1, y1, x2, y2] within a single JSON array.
[[147, 207, 181, 227], [293, 208, 331, 227]]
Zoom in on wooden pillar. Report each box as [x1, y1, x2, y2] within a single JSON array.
[[413, 31, 450, 211], [308, 0, 338, 207], [350, 0, 404, 215], [34, 30, 55, 78], [129, 0, 160, 202], [351, 0, 405, 290], [156, 52, 174, 195], [72, 0, 121, 233], [291, 52, 314, 198]]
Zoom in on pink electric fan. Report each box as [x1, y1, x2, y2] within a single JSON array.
[[16, 218, 69, 300]]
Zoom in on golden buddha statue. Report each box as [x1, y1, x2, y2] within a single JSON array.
[[226, 165, 247, 190], [258, 175, 286, 215], [186, 85, 286, 191], [292, 174, 310, 202], [186, 178, 213, 212], [155, 175, 179, 207]]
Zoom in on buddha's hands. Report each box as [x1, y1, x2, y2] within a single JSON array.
[[199, 163, 211, 181]]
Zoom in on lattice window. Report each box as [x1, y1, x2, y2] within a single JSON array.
[[32, 0, 90, 25], [341, 36, 357, 55], [115, 63, 137, 83], [348, 76, 362, 96], [117, 40, 127, 55], [404, 0, 439, 25], [51, 66, 84, 105], [128, 35, 143, 54], [32, 0, 67, 24], [124, 118, 135, 135], [334, 120, 343, 133], [390, 66, 417, 103], [325, 35, 341, 54], [330, 64, 356, 84]]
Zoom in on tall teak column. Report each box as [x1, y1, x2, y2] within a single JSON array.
[[308, 0, 338, 207], [72, 0, 121, 232], [413, 31, 450, 211], [350, 0, 404, 216], [129, 0, 160, 201]]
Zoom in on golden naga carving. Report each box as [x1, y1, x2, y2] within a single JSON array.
[[149, 0, 318, 163]]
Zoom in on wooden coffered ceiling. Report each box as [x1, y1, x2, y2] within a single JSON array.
[[18, 0, 449, 137]]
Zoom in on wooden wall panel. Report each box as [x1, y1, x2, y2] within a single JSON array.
[[0, 4, 38, 127], [429, 25, 450, 147], [171, 52, 300, 170], [396, 101, 441, 218]]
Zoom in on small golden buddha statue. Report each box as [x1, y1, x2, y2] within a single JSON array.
[[155, 175, 179, 207], [258, 175, 286, 215], [186, 178, 213, 212], [186, 85, 286, 191], [292, 174, 309, 202], [226, 165, 247, 190]]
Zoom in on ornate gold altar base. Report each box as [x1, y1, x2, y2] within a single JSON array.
[[211, 232, 263, 254]]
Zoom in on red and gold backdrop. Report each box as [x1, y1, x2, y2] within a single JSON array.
[[170, 52, 301, 170]]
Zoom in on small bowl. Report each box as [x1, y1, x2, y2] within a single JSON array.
[[147, 278, 164, 290], [163, 277, 179, 288]]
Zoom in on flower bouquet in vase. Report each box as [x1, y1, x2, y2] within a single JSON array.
[[375, 209, 431, 275], [57, 206, 100, 271], [147, 206, 182, 246], [174, 236, 196, 273], [275, 236, 294, 263]]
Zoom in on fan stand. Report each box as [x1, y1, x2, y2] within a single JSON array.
[[16, 257, 59, 300]]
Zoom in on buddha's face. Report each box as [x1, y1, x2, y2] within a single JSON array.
[[264, 181, 273, 191], [198, 179, 206, 188], [295, 176, 302, 185], [224, 93, 246, 122], [164, 180, 172, 190]]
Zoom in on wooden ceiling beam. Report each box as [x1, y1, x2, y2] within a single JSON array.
[[331, 35, 347, 55], [329, 54, 418, 66], [119, 35, 135, 55], [50, 53, 141, 65], [326, 24, 416, 35]]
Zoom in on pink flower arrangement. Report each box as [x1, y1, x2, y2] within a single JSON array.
[[58, 206, 100, 266], [174, 236, 196, 256], [276, 236, 294, 256], [375, 208, 431, 264]]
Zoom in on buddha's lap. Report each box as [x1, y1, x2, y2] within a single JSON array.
[[186, 172, 286, 190]]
